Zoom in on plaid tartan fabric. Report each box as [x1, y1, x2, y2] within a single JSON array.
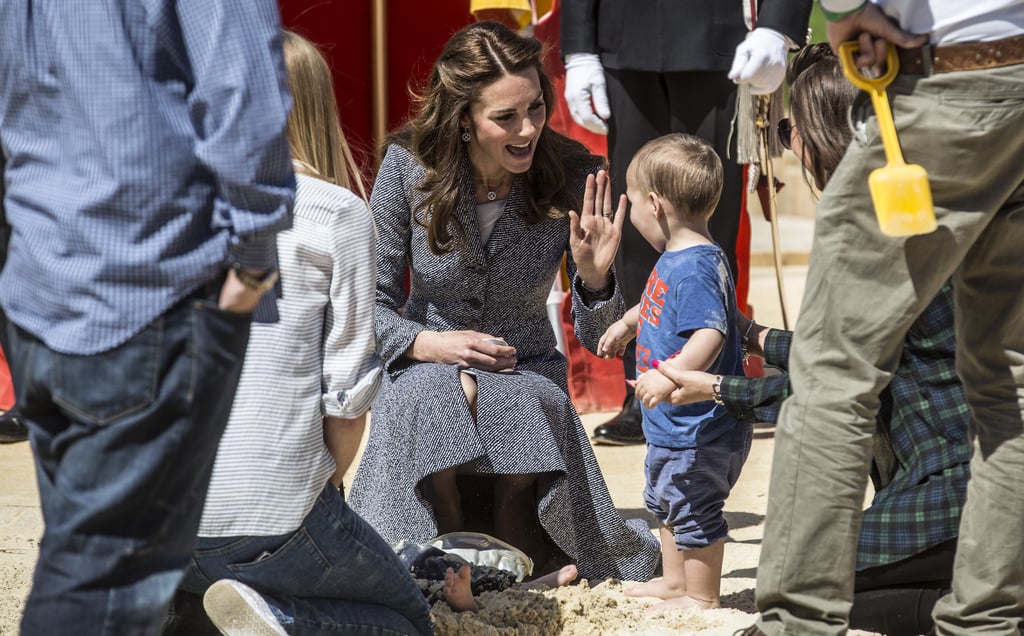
[[720, 282, 968, 569], [720, 329, 793, 424], [856, 282, 968, 569]]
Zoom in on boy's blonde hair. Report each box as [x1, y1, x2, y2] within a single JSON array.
[[630, 133, 722, 220], [282, 31, 367, 201]]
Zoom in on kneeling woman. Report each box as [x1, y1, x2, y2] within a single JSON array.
[[636, 44, 968, 636], [349, 21, 659, 581]]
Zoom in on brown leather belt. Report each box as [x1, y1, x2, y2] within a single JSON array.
[[898, 32, 1024, 75]]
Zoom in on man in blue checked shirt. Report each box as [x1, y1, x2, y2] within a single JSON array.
[[0, 2, 295, 634]]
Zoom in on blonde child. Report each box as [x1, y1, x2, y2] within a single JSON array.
[[280, 31, 375, 486], [598, 133, 749, 610], [165, 32, 434, 636]]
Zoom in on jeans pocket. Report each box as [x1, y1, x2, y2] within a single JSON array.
[[51, 317, 162, 425], [226, 527, 331, 595], [193, 296, 252, 368]]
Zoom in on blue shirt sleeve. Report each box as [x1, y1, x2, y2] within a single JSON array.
[[178, 0, 295, 271]]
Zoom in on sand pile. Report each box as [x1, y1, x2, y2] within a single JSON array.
[[427, 578, 756, 636]]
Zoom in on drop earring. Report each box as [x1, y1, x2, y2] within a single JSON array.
[[461, 129, 471, 143]]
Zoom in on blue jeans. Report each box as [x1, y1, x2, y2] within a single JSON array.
[[175, 484, 434, 636], [9, 282, 252, 635]]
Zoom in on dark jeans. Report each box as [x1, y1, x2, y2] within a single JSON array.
[[9, 282, 251, 635], [850, 539, 957, 636], [172, 484, 434, 636]]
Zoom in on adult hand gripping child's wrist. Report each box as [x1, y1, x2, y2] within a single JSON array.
[[650, 360, 717, 406], [634, 368, 680, 408]]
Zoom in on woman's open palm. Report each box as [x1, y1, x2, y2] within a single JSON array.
[[569, 170, 626, 285]]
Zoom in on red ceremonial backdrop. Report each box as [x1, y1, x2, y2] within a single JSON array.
[[276, 1, 757, 411]]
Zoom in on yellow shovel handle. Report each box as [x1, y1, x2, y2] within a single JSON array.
[[838, 42, 906, 166], [837, 41, 900, 91]]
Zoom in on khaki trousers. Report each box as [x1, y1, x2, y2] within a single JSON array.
[[755, 63, 1024, 635]]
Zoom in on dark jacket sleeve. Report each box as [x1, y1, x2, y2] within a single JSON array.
[[762, 328, 793, 371], [757, 0, 814, 45], [561, 0, 812, 72], [560, 0, 599, 55]]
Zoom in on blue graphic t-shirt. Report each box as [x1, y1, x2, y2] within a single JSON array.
[[636, 243, 745, 448]]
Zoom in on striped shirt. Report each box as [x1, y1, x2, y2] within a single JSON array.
[[0, 1, 295, 354], [199, 174, 381, 537]]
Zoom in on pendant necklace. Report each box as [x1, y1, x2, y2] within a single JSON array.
[[475, 176, 508, 202]]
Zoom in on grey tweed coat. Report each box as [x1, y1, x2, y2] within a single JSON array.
[[348, 144, 659, 581]]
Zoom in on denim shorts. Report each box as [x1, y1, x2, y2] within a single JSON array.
[[643, 423, 753, 550]]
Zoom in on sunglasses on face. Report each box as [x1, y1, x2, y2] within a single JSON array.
[[777, 118, 794, 150]]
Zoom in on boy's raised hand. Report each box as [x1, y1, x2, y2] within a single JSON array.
[[569, 170, 626, 291], [598, 318, 635, 359]]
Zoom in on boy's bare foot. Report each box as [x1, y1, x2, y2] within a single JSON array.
[[649, 594, 720, 612], [443, 566, 477, 612], [625, 576, 686, 601], [523, 564, 578, 589]]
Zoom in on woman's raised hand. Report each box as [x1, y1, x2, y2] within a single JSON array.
[[569, 170, 626, 290], [409, 330, 517, 372]]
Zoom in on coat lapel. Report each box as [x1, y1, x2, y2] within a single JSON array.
[[484, 176, 531, 259], [454, 159, 487, 264]]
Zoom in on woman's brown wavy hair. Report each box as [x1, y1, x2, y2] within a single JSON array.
[[390, 21, 604, 254], [786, 43, 859, 192]]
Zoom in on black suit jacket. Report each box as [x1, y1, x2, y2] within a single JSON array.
[[561, 0, 813, 73]]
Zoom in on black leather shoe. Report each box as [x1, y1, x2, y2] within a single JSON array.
[[591, 393, 645, 446], [0, 409, 28, 444]]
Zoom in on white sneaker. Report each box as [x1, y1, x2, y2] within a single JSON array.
[[203, 579, 288, 636]]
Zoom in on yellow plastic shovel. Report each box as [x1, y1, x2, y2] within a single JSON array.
[[838, 42, 936, 237]]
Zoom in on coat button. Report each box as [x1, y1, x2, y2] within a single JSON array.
[[472, 264, 488, 275], [467, 298, 482, 309]]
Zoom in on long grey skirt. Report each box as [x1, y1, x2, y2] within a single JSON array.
[[348, 353, 660, 582]]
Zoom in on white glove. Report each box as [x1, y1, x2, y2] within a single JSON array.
[[563, 53, 610, 135], [728, 28, 789, 95]]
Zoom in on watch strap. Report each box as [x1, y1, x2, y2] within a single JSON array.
[[232, 263, 280, 295]]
